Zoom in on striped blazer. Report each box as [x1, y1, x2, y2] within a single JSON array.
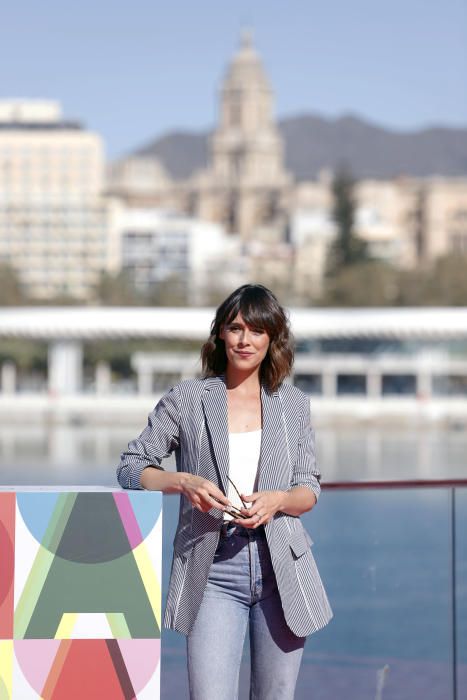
[[117, 375, 333, 637]]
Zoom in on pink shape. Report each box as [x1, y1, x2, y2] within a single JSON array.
[[14, 640, 61, 694], [113, 493, 144, 549], [118, 639, 160, 693]]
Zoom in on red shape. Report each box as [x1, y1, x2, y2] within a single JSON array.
[[0, 493, 15, 638], [45, 640, 129, 700]]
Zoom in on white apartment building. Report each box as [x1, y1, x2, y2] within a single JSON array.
[[118, 208, 242, 304], [0, 100, 120, 300]]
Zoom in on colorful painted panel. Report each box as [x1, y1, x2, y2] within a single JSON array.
[[0, 490, 162, 699]]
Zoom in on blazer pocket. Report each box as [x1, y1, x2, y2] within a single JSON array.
[[288, 529, 313, 559]]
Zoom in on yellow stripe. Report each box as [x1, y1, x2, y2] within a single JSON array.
[[133, 543, 161, 626], [106, 612, 131, 639], [14, 546, 54, 639], [15, 494, 76, 638], [0, 640, 13, 699], [54, 612, 78, 639]]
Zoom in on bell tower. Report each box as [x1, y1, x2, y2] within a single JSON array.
[[193, 32, 291, 237], [211, 30, 288, 190]]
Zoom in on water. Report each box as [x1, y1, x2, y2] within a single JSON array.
[[159, 487, 466, 700], [1, 424, 466, 699], [1, 423, 466, 485]]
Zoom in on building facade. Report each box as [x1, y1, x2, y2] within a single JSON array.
[[108, 32, 293, 241], [117, 208, 243, 305], [2, 37, 467, 303], [0, 100, 120, 300], [107, 34, 467, 299]]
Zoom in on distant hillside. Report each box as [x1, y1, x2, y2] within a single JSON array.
[[136, 113, 467, 181], [136, 130, 209, 180]]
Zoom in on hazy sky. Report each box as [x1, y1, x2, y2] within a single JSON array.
[[1, 0, 466, 158]]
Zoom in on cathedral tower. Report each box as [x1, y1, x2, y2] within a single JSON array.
[[211, 30, 286, 186], [194, 31, 291, 237]]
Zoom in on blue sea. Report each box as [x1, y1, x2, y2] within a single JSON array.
[[160, 486, 467, 700]]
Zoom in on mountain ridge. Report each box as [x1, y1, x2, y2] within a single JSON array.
[[134, 112, 467, 181]]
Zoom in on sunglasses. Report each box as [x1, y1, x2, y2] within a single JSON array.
[[223, 476, 250, 520]]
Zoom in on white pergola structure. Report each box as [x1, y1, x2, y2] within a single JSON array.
[[1, 307, 467, 397]]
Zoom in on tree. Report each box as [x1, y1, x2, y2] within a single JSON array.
[[0, 264, 27, 305], [397, 253, 467, 306], [320, 260, 400, 307], [93, 270, 143, 306], [426, 253, 467, 305], [145, 273, 188, 307], [327, 168, 368, 276]]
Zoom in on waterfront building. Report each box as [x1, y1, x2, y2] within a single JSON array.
[[421, 176, 467, 260], [1, 307, 467, 429], [353, 178, 420, 267], [117, 208, 243, 304], [0, 100, 120, 300], [288, 174, 337, 297], [107, 155, 176, 209]]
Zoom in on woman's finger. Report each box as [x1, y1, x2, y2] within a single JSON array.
[[241, 492, 259, 503], [236, 511, 265, 528], [208, 487, 230, 506]]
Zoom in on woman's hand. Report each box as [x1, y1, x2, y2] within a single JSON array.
[[180, 474, 230, 514], [234, 490, 285, 528], [233, 486, 317, 527]]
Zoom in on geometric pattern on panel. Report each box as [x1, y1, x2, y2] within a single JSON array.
[[0, 490, 162, 699]]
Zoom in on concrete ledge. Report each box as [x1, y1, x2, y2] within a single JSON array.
[[1, 394, 467, 427]]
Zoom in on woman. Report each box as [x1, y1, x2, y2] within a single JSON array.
[[117, 284, 332, 699]]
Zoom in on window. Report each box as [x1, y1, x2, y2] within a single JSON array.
[[382, 374, 416, 396], [337, 374, 367, 395], [294, 374, 322, 395], [432, 375, 467, 396]]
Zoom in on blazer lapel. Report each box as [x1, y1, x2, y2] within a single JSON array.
[[201, 377, 284, 495], [202, 376, 230, 496], [257, 386, 283, 491]]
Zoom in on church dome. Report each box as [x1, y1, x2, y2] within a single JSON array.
[[223, 30, 271, 93]]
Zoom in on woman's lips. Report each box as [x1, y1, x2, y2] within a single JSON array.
[[235, 351, 253, 357]]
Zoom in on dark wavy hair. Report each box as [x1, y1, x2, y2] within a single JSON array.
[[201, 284, 294, 392]]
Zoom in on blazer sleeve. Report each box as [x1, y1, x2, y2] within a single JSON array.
[[116, 384, 181, 490], [289, 395, 321, 502]]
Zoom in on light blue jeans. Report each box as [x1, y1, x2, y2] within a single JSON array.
[[186, 524, 306, 700]]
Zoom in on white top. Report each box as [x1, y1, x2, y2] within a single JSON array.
[[224, 429, 262, 521]]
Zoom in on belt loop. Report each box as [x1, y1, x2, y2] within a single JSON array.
[[220, 521, 232, 537]]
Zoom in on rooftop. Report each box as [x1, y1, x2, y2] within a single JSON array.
[[1, 307, 467, 341]]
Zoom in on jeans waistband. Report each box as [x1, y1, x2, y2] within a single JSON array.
[[220, 521, 266, 539]]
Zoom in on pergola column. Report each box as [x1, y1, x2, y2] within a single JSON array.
[[321, 369, 337, 398], [95, 361, 112, 394], [367, 369, 382, 398], [137, 369, 153, 395], [48, 340, 83, 395], [416, 371, 432, 399], [1, 361, 16, 394]]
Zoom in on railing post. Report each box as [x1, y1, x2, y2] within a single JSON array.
[[451, 487, 458, 700]]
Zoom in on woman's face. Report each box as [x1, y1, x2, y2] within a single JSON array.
[[219, 312, 270, 373]]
